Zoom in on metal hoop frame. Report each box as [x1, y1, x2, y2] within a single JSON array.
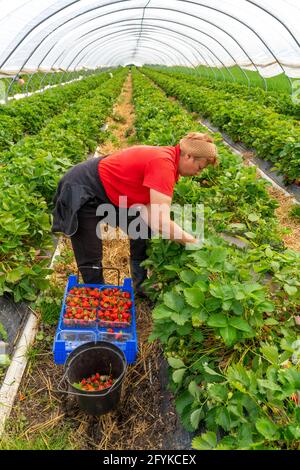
[[1, 0, 298, 93]]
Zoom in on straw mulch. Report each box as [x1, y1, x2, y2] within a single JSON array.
[[266, 186, 300, 253]]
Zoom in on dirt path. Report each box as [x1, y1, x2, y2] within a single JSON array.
[[0, 73, 183, 451]]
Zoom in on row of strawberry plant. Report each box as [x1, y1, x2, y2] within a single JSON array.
[[156, 67, 300, 119], [0, 72, 112, 153], [132, 69, 300, 450], [142, 67, 300, 185], [0, 69, 127, 302]]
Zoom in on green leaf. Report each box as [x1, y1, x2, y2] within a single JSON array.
[[284, 284, 298, 296], [191, 251, 209, 267], [190, 408, 202, 430], [237, 423, 254, 449], [257, 301, 275, 313], [72, 382, 83, 391], [255, 418, 280, 441], [215, 407, 231, 431], [219, 325, 238, 346], [231, 300, 244, 316], [192, 432, 217, 450], [152, 304, 174, 320], [181, 405, 195, 433], [265, 247, 273, 258], [171, 310, 190, 325], [245, 232, 256, 239], [205, 297, 222, 312], [278, 367, 300, 391], [172, 368, 186, 384], [6, 268, 24, 283], [222, 300, 232, 311], [193, 280, 208, 291], [264, 318, 279, 326], [228, 223, 247, 232], [257, 379, 282, 392], [207, 314, 228, 328], [168, 357, 186, 369], [207, 383, 228, 402], [184, 287, 204, 308], [228, 317, 253, 333], [243, 282, 262, 294], [179, 270, 198, 286], [227, 364, 250, 388], [209, 247, 227, 265], [210, 284, 234, 300], [192, 330, 204, 343], [163, 291, 186, 312], [232, 286, 245, 300], [203, 364, 224, 378], [192, 310, 207, 327], [260, 344, 279, 365], [188, 381, 201, 399], [175, 390, 194, 415], [248, 213, 260, 222]]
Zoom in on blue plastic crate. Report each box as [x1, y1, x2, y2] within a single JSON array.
[[53, 275, 138, 365]]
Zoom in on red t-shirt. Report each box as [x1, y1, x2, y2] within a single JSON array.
[[98, 145, 181, 207]]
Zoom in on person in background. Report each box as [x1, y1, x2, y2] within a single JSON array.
[[15, 74, 25, 86]]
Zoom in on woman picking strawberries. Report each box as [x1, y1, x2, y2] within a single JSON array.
[[52, 132, 217, 297]]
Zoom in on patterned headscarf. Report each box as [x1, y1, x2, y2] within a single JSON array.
[[180, 132, 217, 164]]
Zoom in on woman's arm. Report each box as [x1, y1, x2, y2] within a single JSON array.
[[140, 189, 198, 245]]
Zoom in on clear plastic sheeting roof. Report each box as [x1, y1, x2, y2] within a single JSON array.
[[0, 0, 299, 77]]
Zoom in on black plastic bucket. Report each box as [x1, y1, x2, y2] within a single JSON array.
[[61, 341, 127, 415]]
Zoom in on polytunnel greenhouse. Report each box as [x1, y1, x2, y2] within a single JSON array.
[[0, 0, 300, 454]]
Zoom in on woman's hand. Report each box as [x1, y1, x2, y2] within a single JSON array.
[[146, 189, 200, 246]]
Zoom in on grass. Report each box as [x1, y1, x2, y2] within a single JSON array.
[[0, 321, 8, 342], [112, 112, 127, 124], [289, 204, 300, 219], [34, 284, 64, 326], [0, 427, 76, 450], [157, 65, 298, 94]]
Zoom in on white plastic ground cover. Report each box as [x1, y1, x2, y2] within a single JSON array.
[[0, 242, 62, 437], [0, 1, 299, 77]]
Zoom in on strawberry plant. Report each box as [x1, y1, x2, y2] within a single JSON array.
[[142, 68, 300, 184], [132, 69, 300, 450], [0, 72, 112, 152], [157, 67, 300, 119]]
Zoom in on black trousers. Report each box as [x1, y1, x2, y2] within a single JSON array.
[[52, 155, 151, 286], [70, 201, 151, 285]]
